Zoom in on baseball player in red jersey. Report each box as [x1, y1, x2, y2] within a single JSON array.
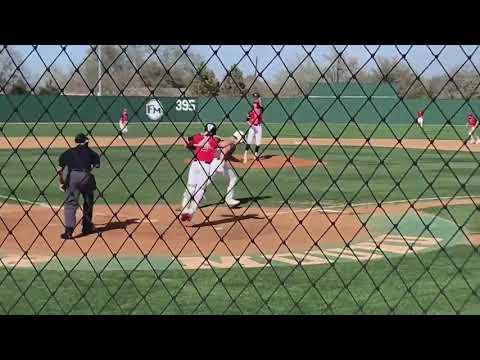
[[467, 113, 480, 144], [243, 92, 264, 163], [180, 123, 221, 221], [417, 110, 425, 128], [119, 108, 128, 134], [205, 130, 245, 207]]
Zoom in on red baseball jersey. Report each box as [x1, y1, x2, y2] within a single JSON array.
[[248, 110, 262, 126], [417, 111, 424, 118], [120, 112, 128, 124], [189, 133, 220, 163], [467, 114, 478, 127]]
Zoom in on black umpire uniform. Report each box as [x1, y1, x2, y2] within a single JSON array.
[[57, 133, 100, 239]]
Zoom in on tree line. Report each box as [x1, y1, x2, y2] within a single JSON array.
[[1, 46, 479, 99]]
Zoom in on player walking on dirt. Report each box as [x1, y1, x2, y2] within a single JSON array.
[[180, 123, 221, 222], [57, 133, 100, 239], [119, 108, 128, 135], [467, 112, 480, 144], [243, 92, 264, 163]]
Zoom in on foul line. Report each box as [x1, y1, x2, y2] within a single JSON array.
[[0, 194, 161, 223], [266, 195, 480, 217], [267, 207, 342, 216], [323, 195, 480, 210], [0, 194, 57, 209]]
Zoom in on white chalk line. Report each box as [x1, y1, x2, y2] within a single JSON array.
[[266, 207, 342, 217], [0, 194, 56, 209], [264, 195, 480, 217], [0, 194, 160, 224], [322, 195, 480, 210]]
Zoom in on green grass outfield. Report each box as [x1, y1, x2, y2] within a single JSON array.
[[1, 143, 480, 314], [0, 121, 474, 140]]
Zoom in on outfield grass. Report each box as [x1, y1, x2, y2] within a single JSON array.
[[0, 121, 473, 140], [1, 145, 479, 207], [0, 244, 479, 314]]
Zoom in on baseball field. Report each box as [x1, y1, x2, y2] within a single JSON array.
[[1, 121, 480, 314]]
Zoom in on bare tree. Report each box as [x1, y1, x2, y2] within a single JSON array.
[[271, 57, 321, 96], [36, 65, 68, 95], [271, 49, 372, 97], [63, 45, 207, 96], [437, 64, 480, 99], [368, 56, 428, 98], [0, 47, 32, 94], [321, 47, 371, 83], [139, 46, 204, 92], [244, 74, 273, 97], [187, 61, 219, 96], [219, 65, 246, 96]]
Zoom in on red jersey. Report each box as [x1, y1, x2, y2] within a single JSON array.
[[248, 104, 263, 126], [417, 111, 424, 118], [120, 112, 128, 124], [188, 133, 220, 163], [247, 110, 262, 126], [467, 114, 478, 127]]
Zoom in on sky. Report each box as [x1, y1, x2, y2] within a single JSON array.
[[13, 45, 480, 82]]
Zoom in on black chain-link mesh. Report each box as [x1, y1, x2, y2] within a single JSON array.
[[0, 45, 480, 314]]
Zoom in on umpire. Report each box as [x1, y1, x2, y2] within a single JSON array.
[[57, 133, 100, 239]]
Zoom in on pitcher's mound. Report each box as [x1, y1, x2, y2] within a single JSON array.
[[184, 154, 325, 170], [234, 154, 325, 169]]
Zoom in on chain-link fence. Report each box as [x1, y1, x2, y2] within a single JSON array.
[[0, 45, 480, 314]]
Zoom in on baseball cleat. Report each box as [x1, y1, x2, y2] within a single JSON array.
[[226, 199, 240, 207], [81, 224, 95, 235], [180, 213, 193, 222], [60, 228, 74, 240]]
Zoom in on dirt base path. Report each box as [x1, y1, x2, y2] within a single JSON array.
[[0, 203, 370, 258], [1, 196, 479, 262], [1, 136, 480, 153]]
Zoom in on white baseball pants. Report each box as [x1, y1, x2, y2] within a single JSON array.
[[246, 124, 262, 146]]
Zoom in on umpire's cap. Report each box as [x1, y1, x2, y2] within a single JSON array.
[[74, 133, 89, 144], [204, 123, 217, 135]]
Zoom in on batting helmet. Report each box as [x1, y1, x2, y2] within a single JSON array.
[[74, 133, 89, 144], [204, 123, 217, 135], [252, 92, 260, 98]]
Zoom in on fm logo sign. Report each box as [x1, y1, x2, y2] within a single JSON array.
[[146, 99, 164, 121]]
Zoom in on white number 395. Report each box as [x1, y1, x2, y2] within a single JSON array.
[[176, 99, 196, 112]]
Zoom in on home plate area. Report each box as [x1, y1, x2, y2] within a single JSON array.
[[0, 201, 453, 271]]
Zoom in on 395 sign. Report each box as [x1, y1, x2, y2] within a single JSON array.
[[176, 99, 196, 112]]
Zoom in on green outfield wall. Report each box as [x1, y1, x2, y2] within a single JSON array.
[[1, 95, 480, 125]]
